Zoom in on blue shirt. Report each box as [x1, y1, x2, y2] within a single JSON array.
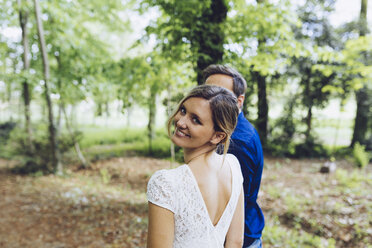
[[228, 112, 265, 247]]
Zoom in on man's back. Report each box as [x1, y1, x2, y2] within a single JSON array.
[[228, 112, 265, 246]]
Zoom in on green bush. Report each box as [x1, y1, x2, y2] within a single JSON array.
[[100, 168, 111, 184], [294, 135, 329, 158], [7, 126, 79, 174], [0, 121, 17, 145], [352, 142, 370, 168], [266, 97, 297, 156]]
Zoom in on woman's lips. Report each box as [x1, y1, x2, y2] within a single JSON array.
[[175, 128, 190, 138]]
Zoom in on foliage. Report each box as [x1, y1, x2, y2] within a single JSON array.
[[223, 0, 300, 145], [293, 135, 329, 158], [335, 168, 370, 190], [287, 0, 340, 144], [267, 96, 297, 156], [7, 127, 80, 174], [225, 0, 299, 76], [142, 0, 227, 83], [340, 35, 372, 90], [0, 0, 370, 162], [0, 121, 17, 145], [100, 168, 111, 184], [352, 142, 370, 168]]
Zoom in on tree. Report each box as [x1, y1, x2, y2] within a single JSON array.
[[225, 0, 299, 146], [34, 0, 128, 167], [351, 0, 371, 147], [143, 0, 228, 84], [113, 55, 168, 154], [18, 0, 34, 152], [281, 0, 341, 149], [312, 2, 372, 149], [33, 0, 61, 173]]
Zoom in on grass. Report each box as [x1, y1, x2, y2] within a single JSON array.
[[56, 126, 178, 164], [81, 136, 173, 161], [80, 127, 147, 148], [334, 168, 371, 197], [261, 159, 372, 248], [263, 216, 337, 248]]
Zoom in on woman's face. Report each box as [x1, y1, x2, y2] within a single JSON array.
[[171, 97, 216, 149]]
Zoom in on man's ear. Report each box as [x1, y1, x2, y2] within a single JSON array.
[[237, 95, 245, 109], [210, 131, 227, 145]]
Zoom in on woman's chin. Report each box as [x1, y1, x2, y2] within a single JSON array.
[[171, 137, 185, 147]]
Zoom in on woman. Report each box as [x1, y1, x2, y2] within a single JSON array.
[[147, 85, 244, 248]]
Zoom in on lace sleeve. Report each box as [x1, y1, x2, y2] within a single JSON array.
[[147, 170, 175, 213]]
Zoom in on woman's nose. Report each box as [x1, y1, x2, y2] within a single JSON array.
[[176, 116, 187, 129]]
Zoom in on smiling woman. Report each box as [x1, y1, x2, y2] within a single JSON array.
[[171, 97, 216, 151], [167, 85, 239, 158], [147, 85, 244, 248]]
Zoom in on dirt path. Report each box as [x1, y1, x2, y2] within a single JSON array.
[[0, 157, 170, 248], [0, 157, 371, 247]]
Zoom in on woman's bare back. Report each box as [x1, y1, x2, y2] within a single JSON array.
[[188, 153, 233, 226]]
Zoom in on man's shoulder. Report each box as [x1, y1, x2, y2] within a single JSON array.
[[230, 115, 263, 164], [233, 115, 259, 143]]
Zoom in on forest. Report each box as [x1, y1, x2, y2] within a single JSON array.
[[0, 0, 371, 247]]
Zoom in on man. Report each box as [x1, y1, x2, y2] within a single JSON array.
[[203, 65, 264, 248]]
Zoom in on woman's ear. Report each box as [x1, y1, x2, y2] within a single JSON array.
[[210, 131, 227, 145]]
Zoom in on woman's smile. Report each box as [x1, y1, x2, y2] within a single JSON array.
[[175, 128, 190, 138]]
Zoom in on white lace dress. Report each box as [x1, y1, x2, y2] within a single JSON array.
[[147, 153, 243, 248]]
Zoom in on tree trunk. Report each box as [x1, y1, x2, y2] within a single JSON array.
[[196, 0, 227, 84], [360, 0, 368, 37], [351, 88, 369, 146], [18, 1, 34, 152], [55, 54, 63, 138], [253, 71, 268, 146], [167, 84, 175, 167], [351, 0, 370, 147], [34, 0, 62, 173], [105, 101, 109, 128], [303, 73, 312, 141], [147, 88, 156, 155], [62, 105, 88, 168], [57, 101, 63, 131], [305, 104, 313, 141], [251, 0, 269, 147], [126, 106, 132, 127]]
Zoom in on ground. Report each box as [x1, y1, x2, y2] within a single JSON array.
[[0, 157, 371, 248]]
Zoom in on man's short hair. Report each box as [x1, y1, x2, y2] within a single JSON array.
[[202, 64, 247, 98]]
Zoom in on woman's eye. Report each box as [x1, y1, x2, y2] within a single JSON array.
[[180, 107, 186, 114], [192, 117, 201, 124]]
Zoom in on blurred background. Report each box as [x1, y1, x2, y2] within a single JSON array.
[[0, 0, 371, 247]]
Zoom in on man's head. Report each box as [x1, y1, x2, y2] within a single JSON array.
[[202, 64, 247, 110]]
